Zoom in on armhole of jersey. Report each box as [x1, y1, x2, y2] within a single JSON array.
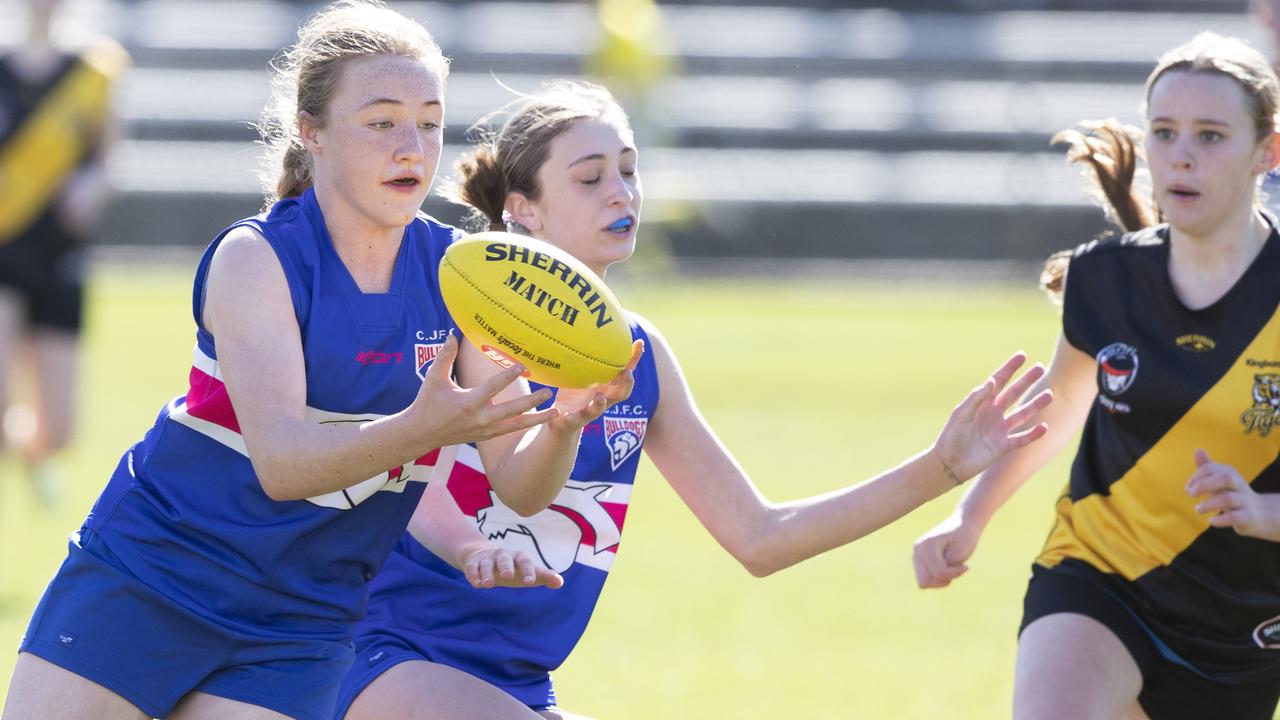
[[1060, 250, 1091, 355], [627, 311, 661, 414], [191, 220, 309, 341]]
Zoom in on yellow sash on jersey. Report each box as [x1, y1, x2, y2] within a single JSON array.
[[0, 41, 128, 244], [1038, 304, 1280, 580]]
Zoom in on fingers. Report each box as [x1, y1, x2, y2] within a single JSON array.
[[954, 379, 996, 422], [1002, 389, 1054, 431], [537, 567, 565, 590], [486, 387, 554, 420], [467, 548, 560, 589], [913, 539, 967, 589], [994, 363, 1046, 412], [1006, 422, 1049, 448], [624, 339, 645, 373], [476, 407, 562, 442], [1186, 465, 1242, 497], [986, 351, 1029, 394], [474, 360, 535, 401], [1209, 510, 1241, 529], [1194, 448, 1212, 468], [422, 333, 460, 385], [1194, 489, 1244, 516], [465, 550, 495, 588], [514, 553, 538, 585]]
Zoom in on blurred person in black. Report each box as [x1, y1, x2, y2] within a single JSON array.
[[0, 0, 128, 504]]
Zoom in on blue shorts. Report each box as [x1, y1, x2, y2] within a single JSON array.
[[332, 634, 552, 718], [19, 530, 356, 720]]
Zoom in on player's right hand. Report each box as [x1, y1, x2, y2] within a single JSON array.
[[464, 546, 564, 590], [912, 512, 982, 589], [411, 333, 559, 447]]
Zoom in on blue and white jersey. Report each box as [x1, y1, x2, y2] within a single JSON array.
[[354, 316, 660, 706], [83, 188, 458, 637]]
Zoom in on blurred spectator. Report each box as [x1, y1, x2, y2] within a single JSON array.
[[586, 0, 676, 148], [1253, 0, 1280, 214], [0, 0, 128, 505]]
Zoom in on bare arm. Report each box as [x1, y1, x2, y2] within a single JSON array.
[[912, 331, 1097, 588], [463, 339, 645, 517], [205, 227, 560, 501], [406, 468, 563, 589], [642, 322, 1050, 578]]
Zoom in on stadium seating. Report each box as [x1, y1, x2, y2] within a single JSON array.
[[0, 0, 1261, 264]]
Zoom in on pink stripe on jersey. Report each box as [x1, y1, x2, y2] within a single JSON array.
[[602, 501, 627, 539], [184, 366, 242, 434], [446, 460, 492, 517]]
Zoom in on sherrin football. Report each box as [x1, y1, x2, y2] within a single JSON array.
[[438, 231, 632, 388]]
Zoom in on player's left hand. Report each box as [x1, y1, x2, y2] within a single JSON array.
[[932, 352, 1053, 483], [463, 545, 564, 590], [1187, 449, 1280, 542], [547, 340, 645, 433]]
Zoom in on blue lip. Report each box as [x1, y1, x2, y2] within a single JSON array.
[[607, 218, 632, 232]]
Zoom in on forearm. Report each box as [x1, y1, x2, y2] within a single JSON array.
[[739, 449, 956, 577], [407, 480, 488, 569], [952, 411, 1077, 531], [482, 424, 583, 516], [247, 410, 437, 501]]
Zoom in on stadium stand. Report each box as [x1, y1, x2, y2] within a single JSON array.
[[0, 0, 1261, 263]]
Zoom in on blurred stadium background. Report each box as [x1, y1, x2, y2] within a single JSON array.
[[1, 0, 1272, 718], [0, 0, 1267, 266]]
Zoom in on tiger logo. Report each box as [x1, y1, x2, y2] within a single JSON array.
[[1242, 373, 1280, 437]]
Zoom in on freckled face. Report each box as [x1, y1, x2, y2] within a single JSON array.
[[304, 54, 445, 231], [520, 119, 641, 277], [1145, 71, 1271, 236]]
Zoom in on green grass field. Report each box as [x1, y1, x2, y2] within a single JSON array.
[[0, 265, 1075, 718]]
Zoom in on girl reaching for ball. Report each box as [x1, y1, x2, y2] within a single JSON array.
[[334, 78, 1056, 720], [1, 3, 636, 719]]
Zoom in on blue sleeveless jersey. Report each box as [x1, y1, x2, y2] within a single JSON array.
[[352, 316, 660, 706], [83, 188, 459, 637]]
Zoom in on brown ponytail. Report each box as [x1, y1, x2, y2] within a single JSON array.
[[440, 80, 632, 234], [439, 141, 509, 232], [1041, 32, 1280, 303], [1042, 120, 1159, 301], [276, 142, 314, 202]]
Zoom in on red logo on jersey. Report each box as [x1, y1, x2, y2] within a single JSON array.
[[356, 351, 403, 365], [416, 343, 443, 379]]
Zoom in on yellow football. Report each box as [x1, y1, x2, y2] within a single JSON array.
[[438, 231, 632, 388]]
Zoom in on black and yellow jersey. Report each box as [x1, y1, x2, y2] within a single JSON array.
[[0, 39, 128, 245], [1037, 223, 1280, 682]]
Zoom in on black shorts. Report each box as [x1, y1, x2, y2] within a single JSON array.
[[0, 216, 86, 332], [1021, 563, 1280, 720]]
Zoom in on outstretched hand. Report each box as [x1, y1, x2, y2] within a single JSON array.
[[464, 545, 565, 590], [1187, 449, 1280, 542], [411, 334, 561, 447], [547, 340, 646, 433], [931, 352, 1053, 484]]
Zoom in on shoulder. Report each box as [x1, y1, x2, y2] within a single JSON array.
[[414, 212, 464, 243], [1070, 225, 1165, 265], [1065, 225, 1166, 284], [622, 310, 680, 386], [623, 310, 667, 352], [210, 225, 276, 276]]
